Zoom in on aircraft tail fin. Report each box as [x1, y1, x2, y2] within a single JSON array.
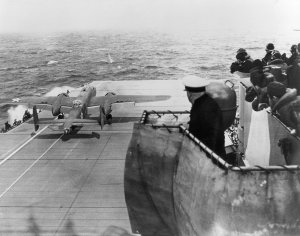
[[32, 105, 39, 131]]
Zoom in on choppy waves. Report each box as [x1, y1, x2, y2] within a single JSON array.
[[0, 65, 40, 71], [1, 30, 299, 125], [195, 65, 228, 71], [115, 68, 140, 76], [144, 65, 160, 69]]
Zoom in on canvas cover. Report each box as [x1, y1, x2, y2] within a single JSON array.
[[125, 122, 300, 236]]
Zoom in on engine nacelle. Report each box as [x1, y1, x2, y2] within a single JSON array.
[[52, 93, 69, 116], [206, 80, 237, 131], [52, 106, 61, 116]]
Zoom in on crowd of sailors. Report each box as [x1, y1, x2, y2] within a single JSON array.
[[231, 43, 300, 135], [0, 109, 32, 133]]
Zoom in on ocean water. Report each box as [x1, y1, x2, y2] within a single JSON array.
[[1, 29, 299, 126]]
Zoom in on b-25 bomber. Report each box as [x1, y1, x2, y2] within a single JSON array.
[[12, 84, 170, 134]]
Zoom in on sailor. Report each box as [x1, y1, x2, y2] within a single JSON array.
[[249, 69, 274, 110], [286, 45, 299, 66], [249, 59, 263, 74], [230, 48, 253, 74], [22, 109, 32, 122], [262, 43, 284, 66], [4, 121, 11, 131], [286, 58, 300, 94], [183, 75, 226, 157], [267, 81, 300, 134], [13, 119, 18, 127]]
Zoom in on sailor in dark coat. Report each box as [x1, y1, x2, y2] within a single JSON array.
[[287, 62, 300, 95], [262, 43, 284, 66], [230, 48, 253, 74], [286, 45, 299, 66], [183, 75, 226, 158]]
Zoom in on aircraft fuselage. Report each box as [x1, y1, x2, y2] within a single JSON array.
[[63, 85, 96, 133], [70, 86, 96, 118]]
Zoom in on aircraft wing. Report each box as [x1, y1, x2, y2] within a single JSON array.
[[13, 96, 76, 110], [60, 106, 74, 114], [89, 95, 171, 107], [17, 97, 59, 105]]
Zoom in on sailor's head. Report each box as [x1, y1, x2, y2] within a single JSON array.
[[236, 48, 248, 61], [291, 44, 298, 54], [182, 75, 210, 103], [265, 43, 275, 52]]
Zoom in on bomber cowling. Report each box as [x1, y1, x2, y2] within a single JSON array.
[[52, 93, 69, 116], [52, 106, 61, 116]]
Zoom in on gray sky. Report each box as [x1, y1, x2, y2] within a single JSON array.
[[0, 0, 299, 33]]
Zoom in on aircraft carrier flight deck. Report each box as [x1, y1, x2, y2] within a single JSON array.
[[0, 80, 188, 235]]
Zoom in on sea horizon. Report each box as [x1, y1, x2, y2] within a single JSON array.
[[1, 28, 299, 126]]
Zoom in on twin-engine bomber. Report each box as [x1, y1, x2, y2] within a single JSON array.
[[12, 84, 170, 134]]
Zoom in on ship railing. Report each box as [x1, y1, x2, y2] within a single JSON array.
[[240, 81, 300, 141], [140, 110, 300, 173]]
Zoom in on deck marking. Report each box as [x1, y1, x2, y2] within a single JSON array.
[[54, 135, 112, 235], [0, 126, 49, 166], [0, 133, 63, 199]]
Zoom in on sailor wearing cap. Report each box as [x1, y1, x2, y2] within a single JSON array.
[[262, 43, 274, 66], [265, 43, 275, 52], [286, 45, 299, 66], [230, 48, 253, 74], [262, 43, 284, 66], [183, 75, 226, 157]]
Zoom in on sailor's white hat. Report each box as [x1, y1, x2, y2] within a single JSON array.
[[182, 75, 210, 92]]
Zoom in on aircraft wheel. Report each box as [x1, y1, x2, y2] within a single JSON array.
[[58, 113, 64, 119], [64, 129, 70, 135]]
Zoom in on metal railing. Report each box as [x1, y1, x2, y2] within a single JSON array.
[[139, 110, 300, 173]]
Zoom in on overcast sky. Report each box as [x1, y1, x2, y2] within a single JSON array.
[[0, 0, 299, 33]]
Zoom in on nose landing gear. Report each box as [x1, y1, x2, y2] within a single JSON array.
[[64, 128, 70, 135]]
